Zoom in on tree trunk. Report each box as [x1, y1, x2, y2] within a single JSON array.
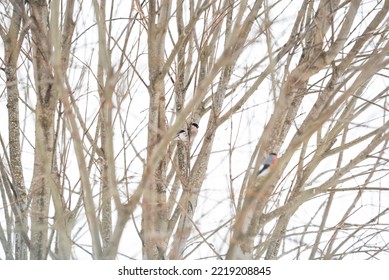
[[29, 0, 57, 260], [2, 1, 28, 259], [140, 0, 171, 260]]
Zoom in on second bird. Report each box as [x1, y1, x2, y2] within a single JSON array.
[[257, 152, 278, 176]]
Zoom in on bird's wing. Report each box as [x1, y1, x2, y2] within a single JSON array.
[[257, 164, 270, 176], [174, 129, 188, 141], [257, 164, 270, 175]]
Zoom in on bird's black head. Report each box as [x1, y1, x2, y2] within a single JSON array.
[[191, 123, 199, 128]]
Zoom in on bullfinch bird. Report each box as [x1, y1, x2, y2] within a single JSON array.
[[174, 122, 199, 142], [257, 152, 278, 176]]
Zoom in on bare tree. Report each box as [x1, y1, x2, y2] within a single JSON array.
[[0, 0, 388, 260]]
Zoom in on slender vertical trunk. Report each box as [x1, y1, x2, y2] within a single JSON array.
[[141, 0, 171, 260], [96, 0, 113, 250], [6, 66, 28, 260], [99, 119, 112, 249], [50, 0, 76, 259], [1, 0, 28, 260], [29, 0, 57, 260]]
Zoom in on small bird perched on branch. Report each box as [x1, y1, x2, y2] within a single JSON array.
[[257, 152, 278, 176], [174, 122, 199, 142]]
